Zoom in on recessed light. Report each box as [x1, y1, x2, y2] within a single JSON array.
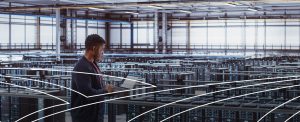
[[147, 5, 162, 9], [179, 10, 192, 14], [88, 7, 105, 11], [125, 11, 139, 15]]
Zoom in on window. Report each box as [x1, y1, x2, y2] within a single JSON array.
[[190, 20, 207, 45], [266, 19, 284, 47], [0, 14, 9, 22], [122, 24, 131, 45], [25, 25, 36, 44], [0, 24, 9, 44], [11, 24, 25, 44], [40, 25, 55, 44], [76, 27, 86, 44], [171, 22, 187, 45], [110, 24, 120, 44], [227, 20, 242, 46], [208, 20, 225, 45]]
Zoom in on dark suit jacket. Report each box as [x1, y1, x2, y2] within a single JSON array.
[[71, 56, 107, 122]]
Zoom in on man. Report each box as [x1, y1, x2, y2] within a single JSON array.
[[71, 34, 114, 122]]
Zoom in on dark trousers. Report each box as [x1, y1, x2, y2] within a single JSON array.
[[71, 104, 105, 122], [71, 116, 104, 122]]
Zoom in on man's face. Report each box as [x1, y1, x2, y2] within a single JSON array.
[[94, 44, 105, 62]]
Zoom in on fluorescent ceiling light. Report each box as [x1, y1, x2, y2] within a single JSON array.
[[89, 7, 105, 11], [218, 17, 241, 20], [147, 5, 162, 9], [226, 2, 241, 7], [213, 10, 222, 13], [226, 3, 237, 7], [179, 10, 192, 14], [247, 8, 258, 12], [272, 7, 300, 10], [125, 11, 139, 15]]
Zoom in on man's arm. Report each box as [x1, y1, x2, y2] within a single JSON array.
[[73, 66, 107, 96]]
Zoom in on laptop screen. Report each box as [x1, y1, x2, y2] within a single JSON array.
[[120, 76, 138, 89]]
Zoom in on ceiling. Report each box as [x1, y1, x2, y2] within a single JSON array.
[[1, 0, 300, 21]]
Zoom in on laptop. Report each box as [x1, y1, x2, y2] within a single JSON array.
[[114, 76, 138, 91]]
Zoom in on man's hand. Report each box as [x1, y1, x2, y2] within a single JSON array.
[[105, 84, 114, 93]]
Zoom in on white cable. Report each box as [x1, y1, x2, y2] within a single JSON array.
[[128, 78, 300, 122], [160, 84, 300, 122]]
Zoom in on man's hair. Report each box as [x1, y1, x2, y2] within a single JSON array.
[[85, 34, 106, 51]]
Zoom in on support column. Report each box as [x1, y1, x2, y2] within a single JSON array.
[[186, 20, 191, 54], [8, 2, 12, 50], [254, 19, 258, 58], [85, 11, 88, 38], [67, 10, 75, 49], [72, 10, 77, 49], [8, 3, 12, 61], [74, 12, 78, 46], [170, 18, 173, 52], [120, 23, 123, 48], [225, 17, 228, 55], [60, 10, 67, 49], [130, 22, 134, 50], [36, 14, 41, 49], [24, 16, 27, 45], [55, 4, 61, 61], [284, 17, 287, 53], [105, 14, 111, 50], [154, 12, 159, 52], [242, 16, 247, 56], [136, 21, 138, 43], [264, 13, 267, 57], [146, 20, 149, 45], [206, 18, 209, 54], [162, 12, 167, 53]]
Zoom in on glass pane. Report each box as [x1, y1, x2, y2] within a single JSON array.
[[227, 26, 241, 46], [97, 29, 106, 39], [76, 27, 86, 44], [136, 28, 147, 43], [172, 28, 186, 45], [88, 20, 97, 27], [190, 28, 206, 45], [208, 27, 224, 45], [122, 29, 131, 45], [11, 15, 25, 23], [0, 24, 9, 44], [77, 20, 86, 26], [11, 24, 25, 44], [25, 16, 36, 24], [246, 26, 255, 47], [111, 29, 120, 44], [25, 25, 36, 44], [286, 26, 299, 48], [40, 25, 54, 44], [40, 17, 54, 24], [0, 14, 9, 22], [266, 26, 284, 46], [88, 28, 98, 35]]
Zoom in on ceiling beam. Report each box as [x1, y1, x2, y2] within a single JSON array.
[[0, 0, 261, 11]]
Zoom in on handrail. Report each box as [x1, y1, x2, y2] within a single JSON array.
[[0, 43, 299, 51]]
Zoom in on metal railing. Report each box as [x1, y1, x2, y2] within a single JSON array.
[[0, 43, 299, 52]]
